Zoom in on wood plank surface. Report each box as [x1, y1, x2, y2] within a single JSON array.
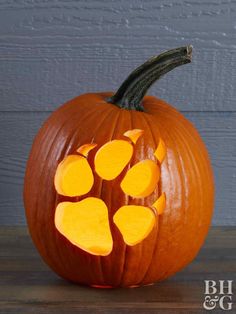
[[0, 0, 236, 111], [0, 226, 235, 313], [0, 111, 235, 225]]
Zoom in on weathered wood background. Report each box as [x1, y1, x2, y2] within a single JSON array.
[[0, 0, 235, 225]]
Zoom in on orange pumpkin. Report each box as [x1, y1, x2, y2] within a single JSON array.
[[24, 46, 214, 288]]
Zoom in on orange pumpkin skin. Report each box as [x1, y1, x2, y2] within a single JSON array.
[[24, 46, 214, 287], [24, 92, 214, 287]]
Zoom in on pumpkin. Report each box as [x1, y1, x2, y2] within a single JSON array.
[[24, 46, 214, 288]]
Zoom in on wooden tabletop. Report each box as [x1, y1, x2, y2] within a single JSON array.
[[0, 226, 235, 314]]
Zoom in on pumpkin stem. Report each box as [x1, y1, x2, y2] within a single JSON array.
[[108, 46, 192, 111]]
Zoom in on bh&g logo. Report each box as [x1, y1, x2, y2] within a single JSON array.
[[203, 280, 233, 311]]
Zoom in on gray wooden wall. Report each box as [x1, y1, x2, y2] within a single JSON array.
[[0, 0, 235, 225]]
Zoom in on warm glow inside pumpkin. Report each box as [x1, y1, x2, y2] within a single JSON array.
[[154, 138, 167, 163], [54, 155, 94, 197], [95, 139, 133, 180], [113, 205, 156, 246], [55, 198, 113, 256], [120, 160, 160, 198], [54, 129, 166, 255], [152, 193, 166, 215], [24, 46, 214, 288]]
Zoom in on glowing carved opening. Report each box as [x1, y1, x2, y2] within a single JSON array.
[[152, 193, 166, 215], [76, 143, 97, 157], [55, 197, 113, 256], [54, 155, 94, 197], [113, 205, 156, 245], [53, 131, 166, 256], [121, 160, 160, 198], [123, 129, 144, 144], [154, 138, 166, 163], [95, 140, 133, 180]]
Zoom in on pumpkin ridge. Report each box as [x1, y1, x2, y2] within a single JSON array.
[[97, 108, 122, 286], [137, 112, 162, 285], [50, 104, 113, 280], [141, 112, 174, 282], [157, 113, 191, 281], [118, 112, 156, 286], [52, 105, 111, 279], [172, 120, 203, 273], [164, 121, 204, 279], [165, 113, 213, 275], [117, 110, 134, 287], [33, 105, 89, 276], [138, 113, 160, 285], [156, 117, 190, 281], [77, 106, 118, 285]]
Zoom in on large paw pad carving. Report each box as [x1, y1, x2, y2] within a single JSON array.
[[54, 129, 166, 256]]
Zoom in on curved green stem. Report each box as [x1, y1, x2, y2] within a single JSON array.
[[108, 45, 192, 111]]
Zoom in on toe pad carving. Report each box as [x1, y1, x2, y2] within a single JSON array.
[[113, 205, 156, 245], [55, 197, 113, 256]]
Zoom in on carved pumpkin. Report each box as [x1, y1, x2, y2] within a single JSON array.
[[24, 46, 214, 288]]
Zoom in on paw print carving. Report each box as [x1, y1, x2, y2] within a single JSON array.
[[54, 129, 166, 256]]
